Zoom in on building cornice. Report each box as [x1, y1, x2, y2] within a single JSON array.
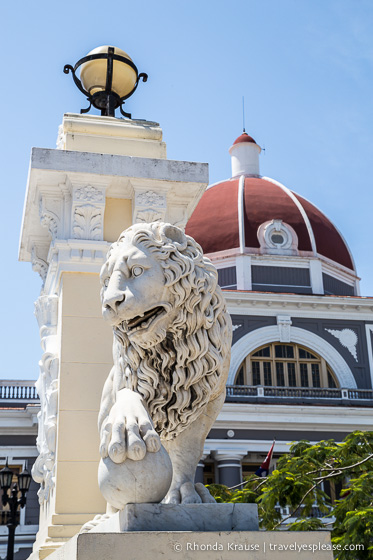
[[216, 402, 373, 433], [0, 405, 40, 434], [224, 289, 373, 320]]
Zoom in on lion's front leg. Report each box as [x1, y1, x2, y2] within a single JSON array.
[[162, 392, 225, 504], [100, 388, 161, 463]]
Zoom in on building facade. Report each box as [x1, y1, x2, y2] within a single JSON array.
[[187, 132, 373, 487]]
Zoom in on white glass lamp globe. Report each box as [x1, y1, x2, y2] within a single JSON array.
[[80, 46, 138, 98]]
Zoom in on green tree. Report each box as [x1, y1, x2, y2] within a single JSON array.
[[208, 431, 373, 560]]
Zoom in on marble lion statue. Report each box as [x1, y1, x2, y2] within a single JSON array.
[[98, 221, 232, 510]]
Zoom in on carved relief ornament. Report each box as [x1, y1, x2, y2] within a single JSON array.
[[32, 295, 59, 504], [325, 328, 358, 362], [39, 198, 61, 239], [71, 185, 105, 241], [277, 315, 292, 343], [73, 204, 103, 240], [134, 190, 167, 224]]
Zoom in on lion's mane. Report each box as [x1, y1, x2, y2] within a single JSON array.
[[104, 222, 231, 441]]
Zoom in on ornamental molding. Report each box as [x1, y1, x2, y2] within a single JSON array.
[[277, 315, 292, 342], [32, 295, 60, 505], [72, 204, 103, 240], [135, 190, 166, 207], [325, 328, 358, 362], [74, 184, 105, 203], [135, 210, 163, 223], [71, 185, 105, 241], [133, 190, 167, 225], [39, 198, 61, 240], [229, 325, 356, 388], [31, 245, 49, 286]]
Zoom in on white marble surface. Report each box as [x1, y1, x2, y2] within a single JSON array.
[[98, 222, 232, 508], [98, 446, 172, 510], [44, 531, 334, 560], [89, 503, 259, 532]]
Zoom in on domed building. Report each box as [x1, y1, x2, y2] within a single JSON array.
[[186, 132, 373, 489]]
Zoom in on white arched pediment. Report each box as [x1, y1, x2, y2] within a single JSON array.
[[228, 325, 357, 388]]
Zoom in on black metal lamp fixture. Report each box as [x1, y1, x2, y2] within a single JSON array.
[[64, 45, 148, 118], [0, 461, 32, 560]]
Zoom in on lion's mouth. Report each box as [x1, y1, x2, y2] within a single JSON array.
[[125, 306, 166, 332]]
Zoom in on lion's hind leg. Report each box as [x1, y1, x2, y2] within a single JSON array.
[[162, 392, 225, 504]]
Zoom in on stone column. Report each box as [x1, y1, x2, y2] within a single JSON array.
[[19, 113, 208, 560], [194, 454, 209, 484], [214, 452, 247, 487]]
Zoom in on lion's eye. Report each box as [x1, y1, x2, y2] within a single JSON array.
[[103, 277, 110, 287], [132, 266, 144, 277]]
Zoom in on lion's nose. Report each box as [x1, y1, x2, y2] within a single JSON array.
[[103, 290, 125, 312]]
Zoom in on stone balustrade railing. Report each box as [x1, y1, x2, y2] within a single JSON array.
[[226, 385, 373, 403], [0, 381, 39, 401]]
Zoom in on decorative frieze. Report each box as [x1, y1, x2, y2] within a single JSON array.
[[32, 295, 59, 505], [325, 328, 358, 362], [133, 190, 166, 224], [75, 184, 105, 203], [136, 190, 165, 207]]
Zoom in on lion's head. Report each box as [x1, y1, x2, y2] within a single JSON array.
[[100, 222, 231, 439]]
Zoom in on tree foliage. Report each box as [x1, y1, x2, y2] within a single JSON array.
[[208, 431, 373, 560]]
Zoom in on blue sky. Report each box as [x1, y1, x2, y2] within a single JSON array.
[[1, 0, 373, 380]]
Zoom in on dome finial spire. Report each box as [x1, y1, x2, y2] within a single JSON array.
[[242, 96, 246, 133]]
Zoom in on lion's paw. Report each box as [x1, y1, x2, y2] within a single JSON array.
[[163, 482, 216, 505], [100, 389, 161, 464]]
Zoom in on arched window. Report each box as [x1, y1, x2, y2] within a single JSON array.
[[234, 343, 339, 389]]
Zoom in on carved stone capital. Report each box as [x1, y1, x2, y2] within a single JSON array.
[[71, 185, 105, 241], [133, 190, 167, 224], [72, 204, 104, 240]]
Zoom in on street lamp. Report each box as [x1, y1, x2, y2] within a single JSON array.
[[0, 461, 32, 560], [64, 45, 148, 118]]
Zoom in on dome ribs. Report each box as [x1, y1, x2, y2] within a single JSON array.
[[293, 193, 354, 271], [186, 179, 240, 253]]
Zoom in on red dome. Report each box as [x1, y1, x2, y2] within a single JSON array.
[[186, 176, 354, 271], [233, 132, 257, 145]]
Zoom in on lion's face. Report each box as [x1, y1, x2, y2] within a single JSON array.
[[100, 228, 177, 349]]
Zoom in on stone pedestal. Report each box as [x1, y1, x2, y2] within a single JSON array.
[[42, 531, 334, 560], [90, 503, 259, 533]]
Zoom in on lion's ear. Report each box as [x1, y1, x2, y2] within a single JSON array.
[[160, 224, 187, 249]]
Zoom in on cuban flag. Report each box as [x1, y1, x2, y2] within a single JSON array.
[[255, 440, 275, 477]]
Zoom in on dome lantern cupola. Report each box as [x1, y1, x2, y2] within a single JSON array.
[[229, 132, 261, 177]]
